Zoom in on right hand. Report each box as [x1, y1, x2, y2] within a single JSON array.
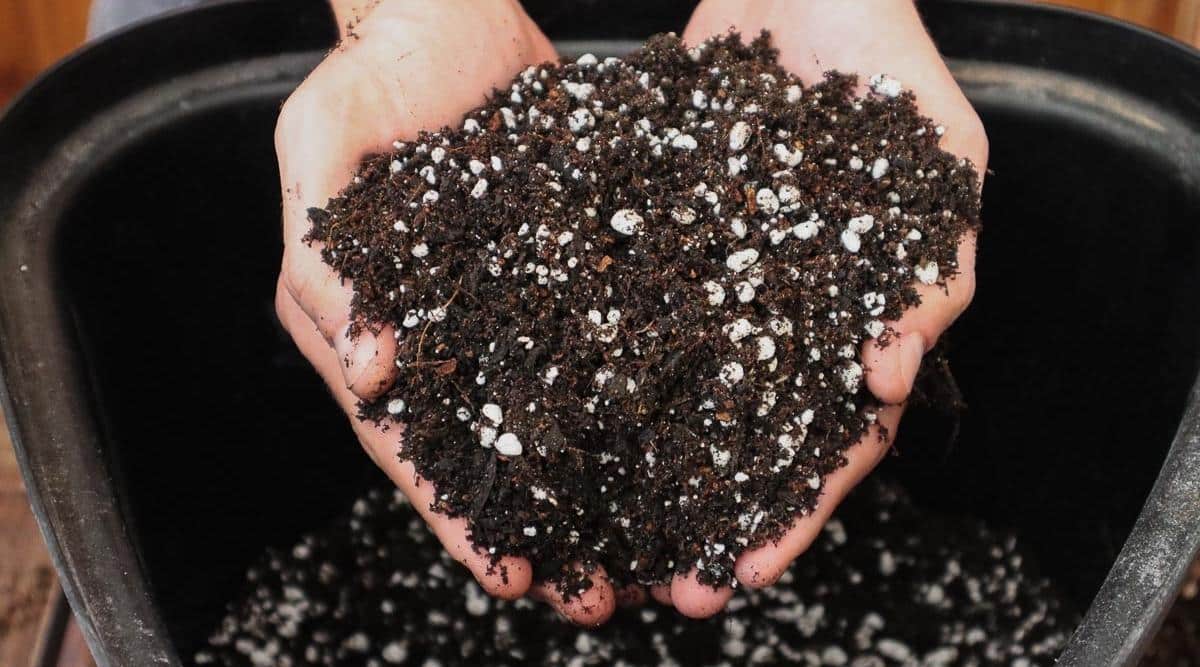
[[273, 0, 620, 626]]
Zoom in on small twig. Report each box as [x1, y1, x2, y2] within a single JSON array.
[[414, 280, 463, 363]]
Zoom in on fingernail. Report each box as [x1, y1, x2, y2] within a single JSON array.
[[335, 324, 378, 389], [897, 331, 926, 396]]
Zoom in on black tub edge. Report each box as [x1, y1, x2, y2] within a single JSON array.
[[0, 2, 337, 666], [1058, 387, 1200, 665]]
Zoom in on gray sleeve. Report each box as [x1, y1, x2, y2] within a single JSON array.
[[88, 0, 209, 39]]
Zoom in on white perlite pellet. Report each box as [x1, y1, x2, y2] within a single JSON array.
[[871, 157, 890, 179], [728, 121, 752, 151], [821, 646, 848, 666], [381, 641, 408, 664], [495, 433, 523, 456], [755, 188, 780, 215], [756, 336, 776, 361], [876, 638, 913, 661], [567, 108, 595, 134], [703, 281, 726, 306], [386, 398, 406, 415], [840, 229, 862, 253], [915, 261, 939, 285], [772, 143, 803, 167], [343, 633, 370, 651], [731, 218, 748, 239], [481, 403, 504, 425], [671, 206, 697, 224], [479, 426, 497, 448], [793, 221, 819, 240], [563, 81, 595, 102], [718, 362, 745, 387], [840, 361, 864, 393], [610, 209, 643, 235], [725, 318, 756, 343], [726, 248, 759, 272], [671, 134, 699, 150], [735, 281, 756, 303], [470, 178, 489, 199], [869, 73, 904, 98], [847, 214, 875, 233], [778, 183, 801, 204]]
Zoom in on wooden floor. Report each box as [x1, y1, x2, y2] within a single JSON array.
[[0, 1, 1197, 666], [0, 426, 57, 667]]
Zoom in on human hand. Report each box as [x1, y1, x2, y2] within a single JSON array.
[[273, 0, 619, 625], [661, 0, 988, 618]]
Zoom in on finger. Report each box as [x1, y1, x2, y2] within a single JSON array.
[[374, 447, 532, 599], [862, 330, 925, 405], [670, 569, 735, 619], [282, 249, 399, 399], [862, 231, 976, 403], [889, 230, 977, 347], [276, 81, 400, 399], [863, 231, 977, 402], [734, 403, 905, 589], [276, 283, 532, 599], [650, 583, 673, 606], [529, 566, 617, 627]]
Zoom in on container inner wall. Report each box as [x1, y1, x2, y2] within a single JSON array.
[[55, 81, 1200, 655]]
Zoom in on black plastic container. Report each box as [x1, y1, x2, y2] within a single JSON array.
[[1, 1, 1198, 665]]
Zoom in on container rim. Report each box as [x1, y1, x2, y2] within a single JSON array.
[[1, 2, 1198, 666]]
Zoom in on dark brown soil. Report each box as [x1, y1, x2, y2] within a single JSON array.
[[306, 32, 981, 592], [195, 478, 1077, 666]]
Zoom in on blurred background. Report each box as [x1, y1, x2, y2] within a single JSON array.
[[0, 1, 1197, 666]]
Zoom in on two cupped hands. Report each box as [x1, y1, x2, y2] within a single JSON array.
[[274, 0, 986, 626]]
